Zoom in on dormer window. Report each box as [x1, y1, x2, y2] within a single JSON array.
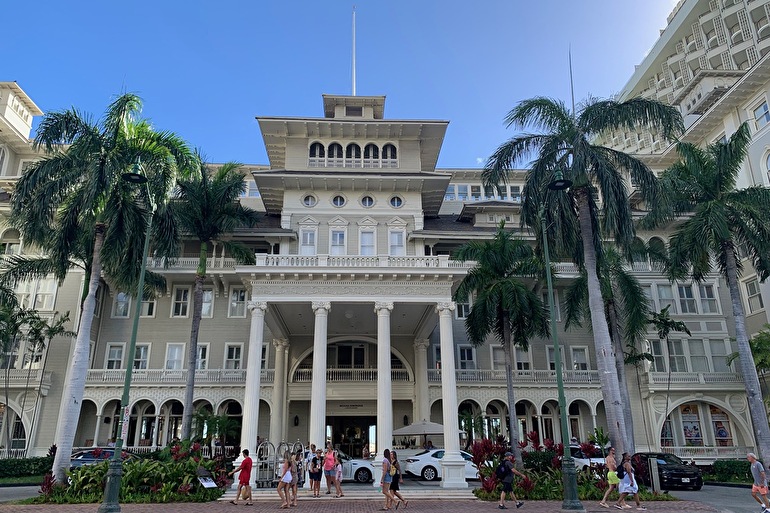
[[309, 142, 325, 167], [382, 144, 398, 168], [345, 144, 362, 168], [346, 106, 363, 117]]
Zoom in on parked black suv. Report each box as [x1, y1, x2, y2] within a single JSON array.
[[631, 452, 703, 490]]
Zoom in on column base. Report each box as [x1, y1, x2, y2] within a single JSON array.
[[372, 466, 383, 488], [439, 458, 468, 489]]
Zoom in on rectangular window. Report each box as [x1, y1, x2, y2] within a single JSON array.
[[456, 185, 468, 201], [389, 231, 405, 256], [113, 292, 131, 318], [515, 347, 530, 371], [228, 287, 247, 317], [300, 229, 316, 255], [225, 344, 242, 369], [688, 339, 709, 372], [172, 287, 190, 318], [491, 347, 506, 370], [669, 339, 687, 372], [699, 284, 718, 313], [196, 344, 209, 370], [330, 230, 346, 255], [444, 185, 456, 201], [650, 339, 666, 372], [360, 231, 375, 256], [710, 339, 731, 372], [678, 284, 697, 313], [458, 346, 475, 369], [140, 298, 156, 318], [484, 185, 496, 200], [542, 290, 560, 320], [546, 346, 566, 371], [571, 347, 589, 371], [433, 345, 441, 369], [456, 301, 471, 319], [261, 344, 268, 370], [470, 186, 482, 201], [754, 101, 770, 130], [657, 284, 676, 313], [133, 344, 150, 370], [33, 279, 56, 311], [510, 186, 522, 203], [165, 343, 184, 370], [201, 288, 214, 318], [747, 279, 764, 312], [106, 344, 123, 369]]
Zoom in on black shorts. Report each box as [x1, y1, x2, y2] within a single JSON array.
[[502, 481, 514, 493], [390, 479, 400, 492], [310, 472, 322, 482]]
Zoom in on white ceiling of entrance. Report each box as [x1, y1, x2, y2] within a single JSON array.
[[269, 302, 437, 338]]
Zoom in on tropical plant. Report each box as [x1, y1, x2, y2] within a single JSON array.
[[651, 122, 770, 459], [483, 95, 683, 453], [453, 223, 549, 465], [8, 93, 192, 481], [0, 302, 35, 455], [170, 159, 259, 439], [563, 245, 651, 453], [727, 324, 770, 398]]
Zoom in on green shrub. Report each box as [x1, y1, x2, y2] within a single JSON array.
[[713, 459, 751, 482], [0, 456, 54, 478]]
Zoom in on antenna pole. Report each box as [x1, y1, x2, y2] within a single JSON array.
[[569, 47, 576, 114], [352, 6, 357, 96]]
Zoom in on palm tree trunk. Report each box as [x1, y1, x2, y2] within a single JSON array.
[[502, 331, 523, 466], [3, 340, 13, 457], [51, 224, 104, 482], [574, 188, 628, 455], [723, 245, 770, 460], [18, 340, 38, 456], [27, 337, 51, 453], [606, 300, 634, 452], [181, 242, 208, 440]]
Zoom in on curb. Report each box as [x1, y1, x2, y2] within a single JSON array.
[[704, 481, 751, 489]]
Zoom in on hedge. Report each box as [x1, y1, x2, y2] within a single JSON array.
[[0, 456, 53, 478]]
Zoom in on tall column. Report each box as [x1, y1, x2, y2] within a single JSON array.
[[270, 338, 289, 443], [413, 338, 430, 423], [436, 301, 468, 488], [280, 343, 290, 439], [93, 415, 103, 446], [309, 302, 331, 449], [235, 300, 266, 488], [374, 301, 394, 488]]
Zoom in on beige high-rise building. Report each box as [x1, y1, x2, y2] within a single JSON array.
[[0, 0, 769, 486]]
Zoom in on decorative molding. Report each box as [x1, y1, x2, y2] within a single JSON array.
[[272, 338, 289, 350], [247, 281, 453, 299], [374, 301, 394, 313], [436, 301, 456, 313], [247, 300, 268, 314], [414, 338, 430, 351], [311, 301, 331, 314]]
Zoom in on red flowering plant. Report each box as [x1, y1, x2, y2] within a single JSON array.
[[470, 438, 507, 491]]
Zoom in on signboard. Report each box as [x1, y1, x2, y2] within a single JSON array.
[[120, 406, 130, 442]]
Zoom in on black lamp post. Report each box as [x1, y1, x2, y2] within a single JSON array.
[[541, 170, 584, 511], [99, 161, 154, 513]]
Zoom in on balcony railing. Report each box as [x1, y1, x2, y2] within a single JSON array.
[[146, 257, 236, 270], [254, 254, 469, 269], [84, 368, 272, 385], [428, 369, 601, 385], [3, 369, 52, 388], [661, 445, 754, 462], [292, 368, 411, 383], [647, 371, 744, 386]]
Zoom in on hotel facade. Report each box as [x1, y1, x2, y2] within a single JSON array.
[[1, 0, 770, 484]]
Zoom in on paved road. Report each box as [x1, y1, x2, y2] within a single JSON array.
[[0, 488, 38, 503], [673, 484, 759, 513]]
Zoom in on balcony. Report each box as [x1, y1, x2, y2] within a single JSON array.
[[253, 254, 470, 269], [428, 369, 601, 386], [646, 371, 744, 389], [292, 367, 411, 382], [84, 368, 272, 386], [662, 445, 754, 464], [146, 256, 236, 270], [3, 369, 52, 389]]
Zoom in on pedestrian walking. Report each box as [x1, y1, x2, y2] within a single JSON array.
[[289, 450, 300, 507], [599, 447, 619, 508], [381, 448, 396, 511], [390, 450, 408, 509], [748, 452, 770, 512], [323, 443, 337, 495], [277, 450, 293, 509], [614, 452, 645, 511], [228, 449, 253, 506], [310, 448, 323, 498], [334, 454, 345, 497], [498, 451, 526, 510]]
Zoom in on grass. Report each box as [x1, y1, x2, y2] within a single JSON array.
[[0, 474, 44, 486]]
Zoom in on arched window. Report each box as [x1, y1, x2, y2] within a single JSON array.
[[363, 144, 379, 168], [0, 229, 21, 255], [309, 142, 325, 167], [345, 143, 362, 168], [382, 144, 398, 168], [328, 143, 344, 167]]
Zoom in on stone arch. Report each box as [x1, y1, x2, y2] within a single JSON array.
[[567, 399, 593, 443], [655, 397, 753, 451], [484, 399, 509, 440], [73, 399, 98, 448]]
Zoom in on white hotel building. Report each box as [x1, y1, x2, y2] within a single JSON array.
[[1, 0, 770, 482]]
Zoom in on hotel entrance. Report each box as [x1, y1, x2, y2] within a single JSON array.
[[327, 415, 376, 458]]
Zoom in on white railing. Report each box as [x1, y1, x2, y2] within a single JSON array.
[[254, 254, 463, 269], [661, 445, 754, 461], [427, 369, 600, 385], [85, 368, 264, 385], [292, 368, 411, 383], [648, 371, 744, 385], [0, 448, 27, 458], [146, 257, 236, 270], [3, 369, 52, 386]]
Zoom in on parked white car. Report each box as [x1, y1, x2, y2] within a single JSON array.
[[569, 445, 605, 471], [403, 449, 478, 481], [336, 449, 376, 483]]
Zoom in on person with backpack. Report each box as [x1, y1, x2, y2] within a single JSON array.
[[614, 452, 645, 511], [498, 451, 526, 509]]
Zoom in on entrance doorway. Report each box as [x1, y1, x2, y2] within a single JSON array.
[[327, 415, 376, 458]]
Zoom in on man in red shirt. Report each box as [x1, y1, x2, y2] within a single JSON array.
[[229, 449, 253, 505]]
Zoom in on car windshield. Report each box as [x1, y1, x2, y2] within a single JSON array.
[[655, 454, 684, 465], [336, 450, 351, 460], [413, 450, 429, 456]]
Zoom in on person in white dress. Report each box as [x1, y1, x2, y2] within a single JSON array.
[[614, 452, 645, 511]]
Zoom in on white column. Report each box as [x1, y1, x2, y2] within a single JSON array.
[[374, 301, 394, 487], [309, 301, 331, 449], [93, 415, 102, 446], [270, 338, 289, 443], [280, 343, 290, 439], [413, 338, 430, 423], [436, 301, 468, 488]]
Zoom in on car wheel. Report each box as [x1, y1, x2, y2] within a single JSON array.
[[354, 468, 371, 483], [692, 482, 703, 491], [422, 466, 438, 481]]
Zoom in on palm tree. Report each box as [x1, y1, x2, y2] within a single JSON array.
[[9, 93, 192, 481], [0, 302, 35, 455], [727, 325, 770, 397], [653, 122, 770, 459], [453, 223, 549, 464], [171, 159, 260, 440], [483, 95, 682, 453], [563, 246, 651, 453]]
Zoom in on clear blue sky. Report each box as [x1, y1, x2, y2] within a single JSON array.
[[5, 1, 676, 168]]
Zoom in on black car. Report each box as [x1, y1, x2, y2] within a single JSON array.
[[631, 452, 703, 490]]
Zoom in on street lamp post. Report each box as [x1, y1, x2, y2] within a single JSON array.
[[541, 172, 584, 512], [99, 162, 154, 513]]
